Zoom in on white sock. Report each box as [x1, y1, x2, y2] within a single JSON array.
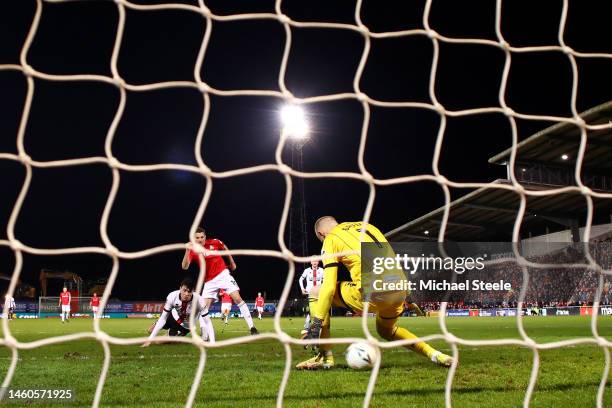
[[304, 314, 310, 330], [201, 312, 215, 343], [238, 302, 254, 329], [61, 313, 64, 322]]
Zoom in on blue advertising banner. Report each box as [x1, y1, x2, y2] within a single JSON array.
[[446, 309, 470, 317]]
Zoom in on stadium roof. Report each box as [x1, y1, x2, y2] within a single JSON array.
[[489, 100, 612, 171], [385, 180, 612, 241], [386, 101, 612, 242]]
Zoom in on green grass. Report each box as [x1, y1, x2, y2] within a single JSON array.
[[1, 316, 611, 407]]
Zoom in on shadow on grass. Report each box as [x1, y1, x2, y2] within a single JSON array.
[[196, 380, 608, 403]]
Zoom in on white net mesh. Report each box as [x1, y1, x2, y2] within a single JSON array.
[[1, 0, 612, 407]]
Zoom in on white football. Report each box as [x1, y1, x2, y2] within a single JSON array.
[[345, 342, 377, 369]]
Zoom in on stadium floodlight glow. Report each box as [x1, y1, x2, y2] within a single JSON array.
[[281, 105, 309, 139], [561, 154, 569, 160]]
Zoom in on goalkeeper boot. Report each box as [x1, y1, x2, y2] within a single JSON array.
[[296, 352, 334, 370], [250, 327, 259, 335], [431, 351, 454, 368]]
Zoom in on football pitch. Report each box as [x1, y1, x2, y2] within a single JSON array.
[[1, 316, 611, 407]]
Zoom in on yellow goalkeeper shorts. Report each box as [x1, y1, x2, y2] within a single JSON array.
[[333, 281, 405, 320]]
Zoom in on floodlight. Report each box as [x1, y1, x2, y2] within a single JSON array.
[[281, 105, 309, 139]]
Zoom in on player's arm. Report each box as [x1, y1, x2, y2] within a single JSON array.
[[181, 243, 193, 270], [222, 243, 236, 271], [313, 266, 337, 321], [299, 271, 307, 294], [142, 295, 173, 347], [142, 310, 170, 347], [313, 238, 339, 321]]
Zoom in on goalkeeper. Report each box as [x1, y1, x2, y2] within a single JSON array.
[[296, 216, 454, 370]]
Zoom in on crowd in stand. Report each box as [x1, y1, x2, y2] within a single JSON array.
[[412, 240, 612, 311]]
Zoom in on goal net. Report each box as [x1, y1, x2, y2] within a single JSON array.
[[1, 0, 611, 407]]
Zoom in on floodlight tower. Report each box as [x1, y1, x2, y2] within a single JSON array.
[[280, 105, 310, 292]]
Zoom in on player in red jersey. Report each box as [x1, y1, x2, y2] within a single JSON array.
[[90, 293, 100, 319], [58, 286, 71, 323], [219, 289, 232, 325], [182, 227, 258, 338], [255, 293, 264, 320]]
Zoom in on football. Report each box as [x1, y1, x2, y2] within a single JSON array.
[[345, 341, 377, 369]]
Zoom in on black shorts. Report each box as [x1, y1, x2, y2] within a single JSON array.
[[162, 315, 190, 337]]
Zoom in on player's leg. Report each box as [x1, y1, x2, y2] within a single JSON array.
[[296, 285, 336, 369], [375, 301, 453, 367], [223, 272, 257, 334], [199, 296, 216, 342], [223, 304, 232, 324], [167, 315, 190, 337], [228, 290, 257, 334], [303, 313, 310, 330]]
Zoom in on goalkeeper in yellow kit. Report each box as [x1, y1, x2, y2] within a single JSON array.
[[296, 216, 454, 370]]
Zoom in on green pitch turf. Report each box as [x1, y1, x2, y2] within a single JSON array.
[[1, 316, 611, 407]]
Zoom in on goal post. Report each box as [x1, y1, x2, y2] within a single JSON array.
[[38, 297, 98, 318]]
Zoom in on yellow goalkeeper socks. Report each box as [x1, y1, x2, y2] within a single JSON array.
[[392, 326, 437, 359]]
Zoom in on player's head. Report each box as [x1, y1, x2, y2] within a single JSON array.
[[93, 293, 97, 297], [63, 286, 67, 292], [179, 278, 194, 301], [314, 216, 338, 242], [195, 227, 206, 244], [310, 260, 319, 269], [258, 292, 261, 296]]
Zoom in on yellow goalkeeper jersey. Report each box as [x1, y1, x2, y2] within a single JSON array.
[[321, 221, 389, 289]]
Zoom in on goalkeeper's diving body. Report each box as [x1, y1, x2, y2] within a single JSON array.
[[296, 216, 454, 369]]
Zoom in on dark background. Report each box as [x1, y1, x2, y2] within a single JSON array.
[[1, 0, 610, 300]]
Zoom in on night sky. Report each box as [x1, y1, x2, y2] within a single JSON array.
[[1, 1, 611, 300]]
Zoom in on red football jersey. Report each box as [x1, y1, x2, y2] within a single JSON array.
[[188, 238, 228, 283], [255, 296, 264, 307], [60, 292, 71, 305], [91, 296, 100, 307], [220, 290, 232, 304]]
